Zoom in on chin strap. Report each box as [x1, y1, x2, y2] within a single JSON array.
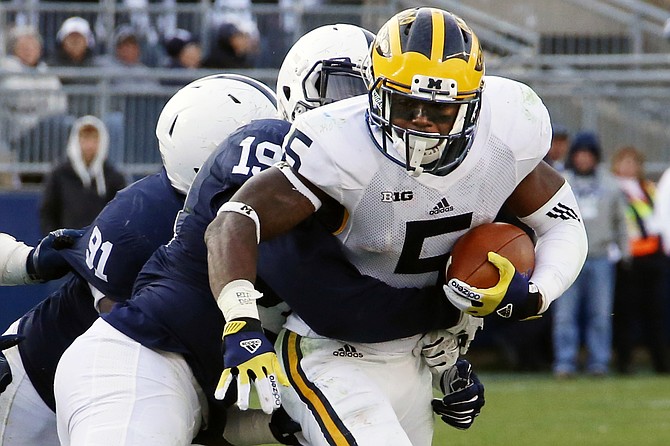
[[407, 138, 427, 174]]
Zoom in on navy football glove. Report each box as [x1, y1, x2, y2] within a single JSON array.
[[26, 229, 85, 282], [0, 334, 24, 394], [269, 406, 301, 445], [216, 318, 288, 414], [444, 252, 542, 321], [431, 359, 485, 430]]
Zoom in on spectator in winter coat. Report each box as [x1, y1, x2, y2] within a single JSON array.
[[0, 25, 67, 144], [39, 115, 127, 234]]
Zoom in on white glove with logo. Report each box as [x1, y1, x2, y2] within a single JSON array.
[[414, 312, 483, 389]]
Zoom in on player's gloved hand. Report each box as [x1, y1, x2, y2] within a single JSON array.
[[26, 229, 85, 281], [432, 359, 485, 430], [269, 406, 302, 445], [447, 312, 484, 355], [0, 334, 24, 393], [414, 330, 460, 378], [415, 313, 483, 389], [216, 317, 289, 414], [443, 252, 542, 321]]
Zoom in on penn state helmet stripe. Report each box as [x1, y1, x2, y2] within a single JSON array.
[[281, 331, 358, 446]]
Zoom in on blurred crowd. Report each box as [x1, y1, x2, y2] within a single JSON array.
[[496, 124, 670, 378], [1, 1, 669, 378], [0, 0, 371, 186]]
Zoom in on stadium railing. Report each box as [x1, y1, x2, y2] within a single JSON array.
[[1, 1, 669, 183]]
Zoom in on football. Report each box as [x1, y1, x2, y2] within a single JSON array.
[[447, 222, 535, 289]]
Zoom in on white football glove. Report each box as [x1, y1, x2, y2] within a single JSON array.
[[414, 313, 483, 389], [448, 312, 484, 356]]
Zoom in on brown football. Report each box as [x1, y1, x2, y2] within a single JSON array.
[[446, 222, 535, 289]]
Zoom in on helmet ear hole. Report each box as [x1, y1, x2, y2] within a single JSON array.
[[282, 86, 291, 101]]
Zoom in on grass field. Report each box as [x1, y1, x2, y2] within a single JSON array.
[[260, 372, 670, 446], [433, 372, 670, 446]]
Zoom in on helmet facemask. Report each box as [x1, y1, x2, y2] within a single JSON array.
[[290, 58, 368, 120], [369, 74, 481, 177]]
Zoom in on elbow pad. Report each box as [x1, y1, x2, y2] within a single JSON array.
[[519, 182, 588, 313], [0, 233, 35, 285]]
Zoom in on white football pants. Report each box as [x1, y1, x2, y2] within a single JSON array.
[[276, 329, 434, 446], [0, 319, 60, 445], [54, 318, 206, 446]]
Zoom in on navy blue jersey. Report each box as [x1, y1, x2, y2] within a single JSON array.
[[105, 119, 289, 399], [104, 118, 461, 402], [18, 169, 184, 410], [257, 220, 457, 343]]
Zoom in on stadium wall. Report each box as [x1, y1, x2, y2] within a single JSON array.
[[0, 191, 56, 331]]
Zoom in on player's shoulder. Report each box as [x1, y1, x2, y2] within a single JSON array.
[[108, 169, 181, 213], [62, 170, 181, 267], [481, 76, 551, 160], [230, 118, 291, 142]]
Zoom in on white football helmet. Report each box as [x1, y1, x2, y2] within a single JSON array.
[[276, 23, 374, 122], [156, 74, 278, 194]]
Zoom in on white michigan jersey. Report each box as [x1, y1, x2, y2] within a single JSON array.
[[284, 76, 552, 337]]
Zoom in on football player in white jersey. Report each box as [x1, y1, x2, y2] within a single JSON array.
[[208, 7, 588, 446], [51, 23, 484, 446]]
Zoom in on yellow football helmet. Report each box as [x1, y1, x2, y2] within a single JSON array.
[[364, 7, 485, 176]]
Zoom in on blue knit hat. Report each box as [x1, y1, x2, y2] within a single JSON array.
[[569, 130, 601, 161]]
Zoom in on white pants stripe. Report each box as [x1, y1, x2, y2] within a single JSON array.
[[278, 330, 434, 446]]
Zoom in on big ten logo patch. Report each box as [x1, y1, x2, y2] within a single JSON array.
[[381, 190, 414, 202]]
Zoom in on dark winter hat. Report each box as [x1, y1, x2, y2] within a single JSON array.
[[164, 29, 197, 58], [569, 130, 601, 161], [217, 22, 243, 45]]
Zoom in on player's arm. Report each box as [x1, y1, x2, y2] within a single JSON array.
[[258, 220, 464, 342], [0, 230, 84, 285], [204, 163, 328, 413], [509, 162, 587, 313], [205, 164, 323, 295], [444, 161, 587, 320]]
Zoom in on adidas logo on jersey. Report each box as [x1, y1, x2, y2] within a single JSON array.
[[240, 339, 262, 354], [429, 197, 454, 215], [333, 344, 363, 358]]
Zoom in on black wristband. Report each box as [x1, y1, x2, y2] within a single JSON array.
[[25, 248, 41, 282], [229, 317, 263, 332]]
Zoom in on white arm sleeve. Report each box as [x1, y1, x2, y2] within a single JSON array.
[[0, 233, 36, 285], [519, 181, 588, 313]]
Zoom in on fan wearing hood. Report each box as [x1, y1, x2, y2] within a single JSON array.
[[39, 116, 127, 234]]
